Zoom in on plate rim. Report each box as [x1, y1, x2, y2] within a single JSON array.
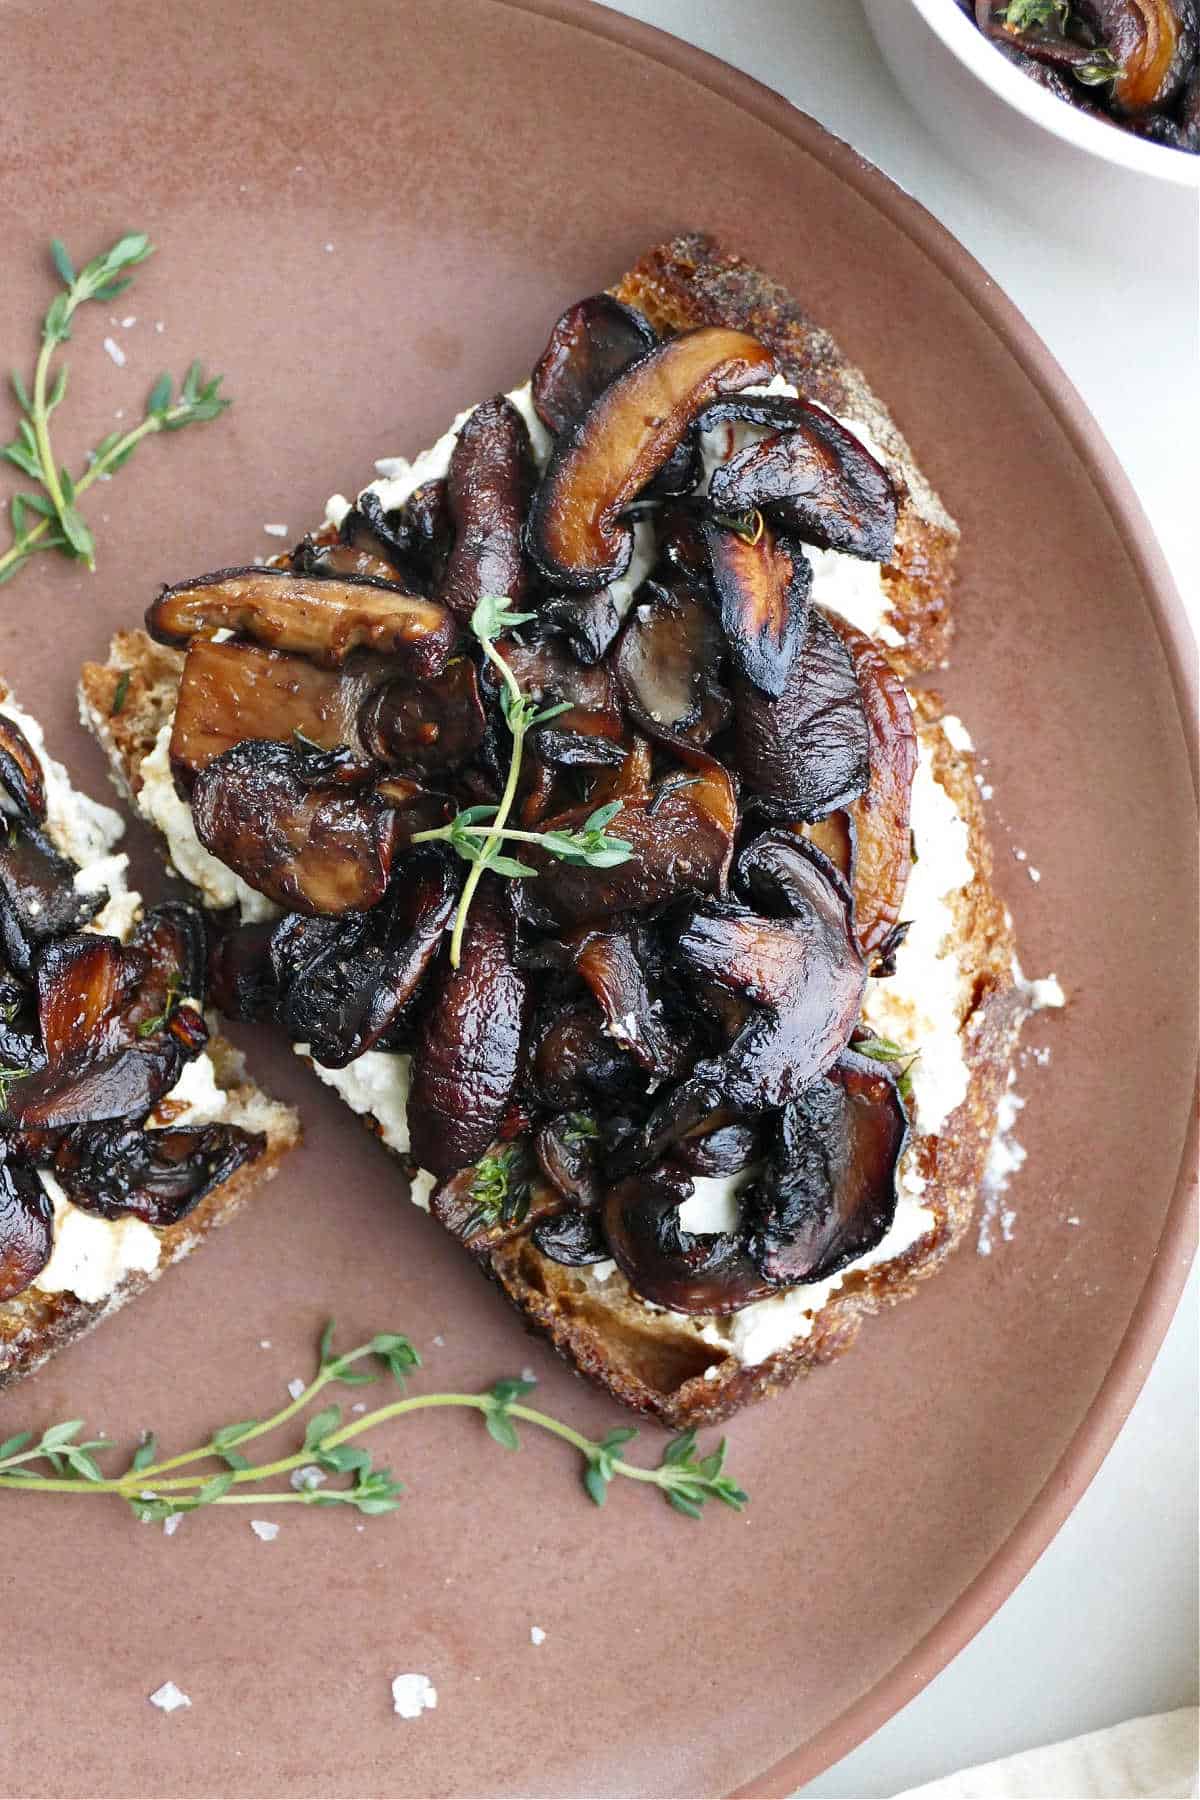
[[495, 2, 1199, 1792]]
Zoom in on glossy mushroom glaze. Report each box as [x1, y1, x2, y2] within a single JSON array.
[[957, 0, 1199, 152], [149, 294, 924, 1320], [0, 713, 265, 1300]]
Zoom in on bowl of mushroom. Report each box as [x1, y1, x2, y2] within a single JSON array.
[[863, 0, 1199, 271]]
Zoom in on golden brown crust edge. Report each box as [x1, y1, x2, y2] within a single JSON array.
[[613, 234, 958, 674], [0, 1039, 300, 1390]]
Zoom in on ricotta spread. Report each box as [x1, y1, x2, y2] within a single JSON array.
[[137, 723, 279, 923], [301, 1048, 413, 1155], [35, 1171, 161, 1304]]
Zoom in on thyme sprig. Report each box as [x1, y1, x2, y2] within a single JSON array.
[[411, 595, 632, 967], [462, 1144, 530, 1237], [854, 1033, 920, 1101], [0, 234, 230, 586], [0, 1323, 748, 1524]]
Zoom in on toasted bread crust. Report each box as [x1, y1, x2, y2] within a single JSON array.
[[0, 1038, 300, 1389], [79, 238, 1024, 1428]]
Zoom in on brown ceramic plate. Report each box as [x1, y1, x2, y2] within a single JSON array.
[[0, 2, 1195, 1795]]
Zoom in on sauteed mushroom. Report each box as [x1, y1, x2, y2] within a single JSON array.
[[734, 609, 869, 820], [703, 519, 811, 698], [0, 1160, 54, 1301], [437, 397, 537, 623], [53, 1120, 265, 1226], [528, 327, 774, 589], [0, 713, 47, 823]]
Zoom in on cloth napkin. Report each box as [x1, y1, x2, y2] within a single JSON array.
[[892, 1708, 1198, 1799]]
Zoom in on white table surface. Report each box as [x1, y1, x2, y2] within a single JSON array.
[[599, 4, 1199, 1794]]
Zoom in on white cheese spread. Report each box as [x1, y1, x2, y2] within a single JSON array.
[[137, 723, 278, 922], [35, 1170, 161, 1304], [300, 1047, 413, 1156]]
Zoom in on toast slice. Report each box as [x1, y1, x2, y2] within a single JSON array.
[[0, 685, 299, 1390], [80, 236, 1048, 1427]]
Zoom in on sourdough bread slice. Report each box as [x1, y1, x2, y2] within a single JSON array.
[[0, 685, 299, 1390], [80, 238, 1035, 1427]]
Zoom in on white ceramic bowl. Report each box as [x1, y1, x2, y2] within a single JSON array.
[[863, 0, 1199, 268]]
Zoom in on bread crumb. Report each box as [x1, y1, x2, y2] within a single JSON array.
[[102, 336, 126, 367], [149, 1680, 190, 1712], [530, 1626, 546, 1646], [391, 1672, 437, 1719], [250, 1520, 280, 1542]]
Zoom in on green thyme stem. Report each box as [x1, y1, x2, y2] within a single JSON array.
[[447, 631, 527, 969], [0, 404, 191, 584], [30, 335, 71, 546]]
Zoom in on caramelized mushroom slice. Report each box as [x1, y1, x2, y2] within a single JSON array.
[[1066, 0, 1197, 112], [52, 1120, 265, 1226], [602, 1163, 770, 1314], [130, 903, 209, 1015], [734, 608, 869, 821], [0, 1160, 54, 1300], [0, 822, 105, 976], [823, 609, 917, 955], [359, 657, 486, 775], [36, 935, 142, 1064], [540, 588, 624, 666], [675, 1115, 763, 1176], [706, 401, 896, 563], [192, 738, 400, 915], [486, 636, 623, 740], [531, 1206, 610, 1265], [436, 397, 537, 623], [535, 1113, 602, 1209], [744, 1051, 908, 1286], [208, 918, 279, 1021], [528, 755, 737, 928], [678, 842, 866, 1107], [703, 520, 810, 698], [408, 888, 529, 1180], [2, 1037, 187, 1132], [532, 294, 658, 437], [276, 853, 457, 1066], [0, 713, 47, 823], [797, 811, 857, 885], [528, 327, 774, 590], [615, 580, 730, 742], [147, 565, 456, 678], [169, 638, 372, 789], [573, 928, 683, 1080], [527, 999, 639, 1112]]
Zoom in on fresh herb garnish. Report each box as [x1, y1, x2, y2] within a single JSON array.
[[711, 507, 764, 545], [0, 1322, 748, 1524], [411, 595, 632, 966], [994, 0, 1069, 30], [135, 971, 182, 1038], [1072, 47, 1122, 85], [462, 1143, 530, 1237], [854, 1033, 919, 1101], [0, 1063, 27, 1107], [0, 235, 231, 587], [561, 1112, 599, 1145], [109, 669, 131, 717]]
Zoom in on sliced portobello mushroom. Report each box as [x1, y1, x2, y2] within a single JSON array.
[[147, 565, 456, 677], [534, 1112, 602, 1210], [52, 1120, 265, 1226], [436, 396, 537, 623], [191, 737, 401, 916], [0, 822, 107, 977], [572, 927, 683, 1081], [743, 1050, 909, 1286], [532, 294, 659, 437], [407, 886, 529, 1181], [0, 713, 47, 824], [602, 1162, 771, 1314], [1067, 0, 1197, 113], [702, 519, 811, 699], [169, 637, 375, 789], [677, 835, 866, 1108], [358, 656, 487, 775], [527, 326, 774, 590], [704, 396, 896, 563], [526, 753, 737, 928], [276, 852, 457, 1067], [615, 579, 730, 743], [531, 1205, 611, 1265], [0, 1159, 54, 1300], [822, 608, 918, 956], [734, 607, 870, 821]]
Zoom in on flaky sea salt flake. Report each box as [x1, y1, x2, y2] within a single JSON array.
[[149, 1680, 191, 1712]]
